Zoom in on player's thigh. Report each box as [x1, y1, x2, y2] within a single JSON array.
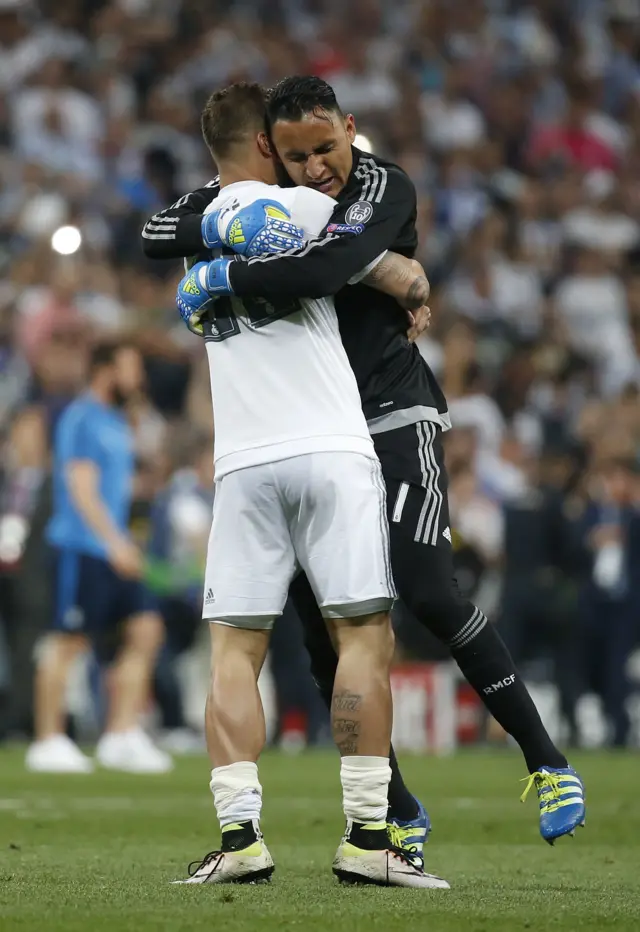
[[376, 422, 475, 632], [203, 464, 296, 629], [52, 548, 114, 636], [385, 476, 476, 638], [286, 452, 395, 619]]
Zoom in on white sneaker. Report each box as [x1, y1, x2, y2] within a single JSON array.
[[172, 841, 274, 885], [333, 841, 450, 889], [26, 734, 94, 773], [96, 728, 173, 773]]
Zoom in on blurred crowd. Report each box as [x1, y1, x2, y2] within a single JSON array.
[[2, 0, 640, 748]]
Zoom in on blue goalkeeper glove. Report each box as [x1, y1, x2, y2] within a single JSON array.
[[201, 199, 304, 257], [176, 259, 234, 336]]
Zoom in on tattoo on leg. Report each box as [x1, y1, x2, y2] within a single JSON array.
[[335, 719, 360, 753], [333, 691, 362, 713], [333, 713, 361, 754], [334, 718, 360, 735]]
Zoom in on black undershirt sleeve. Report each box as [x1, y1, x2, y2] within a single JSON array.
[[140, 183, 219, 260]]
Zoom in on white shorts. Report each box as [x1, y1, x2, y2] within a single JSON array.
[[203, 452, 395, 628]]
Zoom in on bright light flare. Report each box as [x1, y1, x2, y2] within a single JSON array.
[[51, 225, 82, 255]]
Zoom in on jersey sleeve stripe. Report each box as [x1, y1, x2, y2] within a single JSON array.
[[355, 157, 388, 204], [141, 230, 179, 240], [244, 231, 339, 265], [374, 166, 388, 203], [144, 221, 178, 231]]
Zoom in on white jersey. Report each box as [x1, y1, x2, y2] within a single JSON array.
[[202, 181, 375, 479]]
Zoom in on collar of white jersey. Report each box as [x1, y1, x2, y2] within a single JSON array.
[[217, 180, 269, 193]]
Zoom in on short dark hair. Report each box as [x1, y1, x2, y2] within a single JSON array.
[[201, 82, 268, 159], [266, 75, 342, 127], [89, 339, 136, 375]]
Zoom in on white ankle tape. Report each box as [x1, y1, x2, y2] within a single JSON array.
[[340, 756, 391, 824], [210, 761, 262, 828]]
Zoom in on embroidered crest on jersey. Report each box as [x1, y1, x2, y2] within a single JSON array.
[[183, 272, 201, 296], [327, 222, 365, 235], [345, 201, 373, 225]]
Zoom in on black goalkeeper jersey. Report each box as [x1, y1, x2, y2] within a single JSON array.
[[141, 147, 449, 433]]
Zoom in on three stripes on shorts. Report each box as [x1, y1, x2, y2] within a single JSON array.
[[392, 422, 445, 546]]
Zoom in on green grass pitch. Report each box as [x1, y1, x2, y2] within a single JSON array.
[[0, 748, 638, 931]]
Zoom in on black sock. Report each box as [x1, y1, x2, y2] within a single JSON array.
[[387, 746, 420, 821], [348, 820, 389, 850], [221, 820, 258, 852], [452, 618, 568, 772]]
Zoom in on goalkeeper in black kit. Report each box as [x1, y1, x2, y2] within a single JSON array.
[[142, 76, 586, 852]]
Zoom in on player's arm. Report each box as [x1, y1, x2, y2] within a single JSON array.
[[358, 253, 430, 310], [63, 417, 142, 578], [140, 182, 219, 260], [225, 168, 417, 301]]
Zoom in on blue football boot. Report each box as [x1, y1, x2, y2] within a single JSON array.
[[521, 766, 586, 845], [387, 797, 431, 869]]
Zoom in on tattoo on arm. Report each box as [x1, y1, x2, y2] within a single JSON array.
[[405, 276, 430, 310], [361, 253, 430, 309]]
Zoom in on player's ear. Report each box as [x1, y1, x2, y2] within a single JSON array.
[[257, 132, 272, 160], [344, 114, 356, 144]]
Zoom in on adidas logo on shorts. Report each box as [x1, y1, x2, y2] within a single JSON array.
[[204, 588, 216, 606], [442, 527, 452, 543]]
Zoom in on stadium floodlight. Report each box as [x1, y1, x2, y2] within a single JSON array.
[[51, 225, 82, 255], [354, 133, 373, 152]]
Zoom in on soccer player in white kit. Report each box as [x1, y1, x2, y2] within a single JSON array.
[[172, 83, 444, 889]]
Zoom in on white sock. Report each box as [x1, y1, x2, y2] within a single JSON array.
[[210, 761, 262, 828], [341, 755, 391, 825]]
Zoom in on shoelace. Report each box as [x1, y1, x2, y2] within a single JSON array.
[[187, 850, 224, 878], [387, 823, 419, 856], [520, 771, 569, 811], [387, 843, 421, 870]]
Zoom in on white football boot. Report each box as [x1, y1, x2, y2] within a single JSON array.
[[333, 839, 450, 888], [172, 841, 275, 885], [96, 727, 173, 773], [26, 734, 94, 773]]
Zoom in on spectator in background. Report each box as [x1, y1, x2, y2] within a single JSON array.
[[26, 340, 170, 773], [576, 457, 640, 747]]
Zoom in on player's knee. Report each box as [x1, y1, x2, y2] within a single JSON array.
[[404, 588, 470, 643], [39, 632, 87, 667], [336, 611, 395, 669], [210, 623, 270, 679], [123, 612, 165, 657]]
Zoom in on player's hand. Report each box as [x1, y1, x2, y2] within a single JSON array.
[[107, 537, 144, 580], [176, 260, 233, 336], [202, 200, 304, 257], [407, 305, 431, 343]]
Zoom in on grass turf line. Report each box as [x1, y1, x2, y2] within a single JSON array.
[[0, 748, 638, 931]]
